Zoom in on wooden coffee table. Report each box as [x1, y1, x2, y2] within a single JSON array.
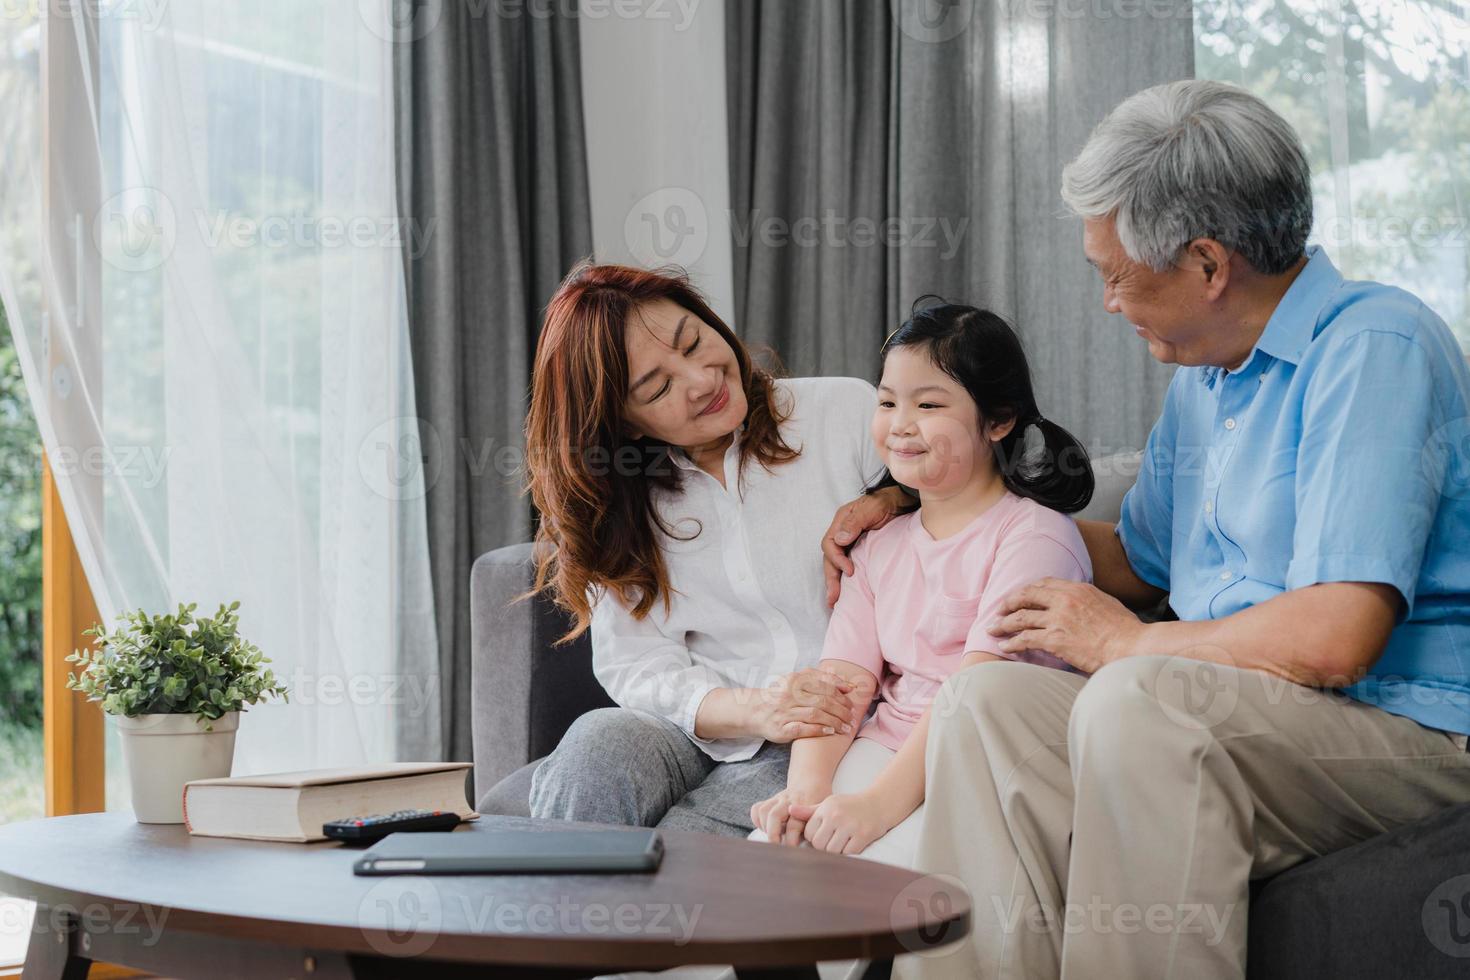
[[0, 812, 970, 979]]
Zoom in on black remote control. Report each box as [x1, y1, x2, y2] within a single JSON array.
[[323, 808, 462, 844]]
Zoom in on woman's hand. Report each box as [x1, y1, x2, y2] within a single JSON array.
[[821, 486, 914, 607], [789, 791, 892, 855], [751, 784, 829, 847], [751, 669, 862, 743]]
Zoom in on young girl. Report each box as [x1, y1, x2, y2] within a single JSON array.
[[750, 300, 1095, 864]]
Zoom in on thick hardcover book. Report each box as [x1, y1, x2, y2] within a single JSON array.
[[182, 762, 478, 842]]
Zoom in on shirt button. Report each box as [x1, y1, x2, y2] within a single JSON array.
[[1204, 500, 1214, 515], [1224, 417, 1237, 430], [1219, 570, 1232, 581]]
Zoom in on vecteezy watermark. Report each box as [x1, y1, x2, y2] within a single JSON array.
[[356, 878, 704, 958], [0, 442, 170, 489], [730, 209, 969, 261], [889, 873, 971, 958], [196, 210, 436, 259], [356, 419, 693, 501], [46, 444, 172, 488], [625, 187, 710, 269], [989, 894, 1237, 946], [515, 0, 703, 29], [282, 668, 441, 720], [358, 0, 703, 43], [1313, 213, 1470, 252], [2, 0, 170, 30], [891, 0, 975, 44], [94, 188, 437, 273], [1423, 874, 1470, 958], [1007, 0, 1193, 20], [458, 895, 703, 942], [0, 896, 170, 947]]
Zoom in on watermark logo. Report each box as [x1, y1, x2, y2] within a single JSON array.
[[359, 0, 444, 43], [94, 186, 177, 273], [624, 187, 708, 269], [1153, 647, 1240, 732], [358, 875, 443, 958], [891, 0, 974, 44], [1423, 417, 1470, 502], [1423, 874, 1470, 958], [889, 872, 970, 957], [358, 415, 442, 502]]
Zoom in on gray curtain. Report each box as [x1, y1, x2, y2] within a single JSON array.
[[395, 4, 593, 762], [727, 0, 1195, 454]]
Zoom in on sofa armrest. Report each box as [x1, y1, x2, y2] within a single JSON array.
[[468, 543, 615, 803]]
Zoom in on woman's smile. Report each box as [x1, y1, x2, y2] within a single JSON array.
[[697, 379, 731, 418]]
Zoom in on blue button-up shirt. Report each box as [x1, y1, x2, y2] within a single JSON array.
[[1119, 246, 1470, 734]]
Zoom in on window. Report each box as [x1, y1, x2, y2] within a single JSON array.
[[1197, 0, 1470, 348]]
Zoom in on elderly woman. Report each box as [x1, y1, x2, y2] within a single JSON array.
[[901, 80, 1470, 979]]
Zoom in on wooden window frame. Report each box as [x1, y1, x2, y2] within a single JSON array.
[[1, 4, 143, 978]]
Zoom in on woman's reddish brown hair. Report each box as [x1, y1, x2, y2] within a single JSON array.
[[525, 262, 799, 641]]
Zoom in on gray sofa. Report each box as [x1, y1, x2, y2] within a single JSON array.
[[470, 452, 1470, 978]]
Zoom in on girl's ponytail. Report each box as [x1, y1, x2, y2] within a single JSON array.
[[1000, 416, 1094, 515]]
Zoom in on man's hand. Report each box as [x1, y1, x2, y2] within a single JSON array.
[[822, 486, 913, 607], [789, 792, 893, 855], [750, 669, 861, 742], [751, 784, 829, 847], [988, 578, 1147, 674]]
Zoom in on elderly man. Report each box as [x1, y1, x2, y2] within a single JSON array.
[[900, 80, 1470, 979]]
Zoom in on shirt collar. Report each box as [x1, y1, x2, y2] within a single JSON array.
[[666, 423, 746, 472], [1199, 245, 1341, 388]]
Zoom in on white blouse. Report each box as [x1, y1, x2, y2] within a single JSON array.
[[591, 376, 886, 762]]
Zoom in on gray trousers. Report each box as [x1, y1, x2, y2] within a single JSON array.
[[528, 707, 790, 837]]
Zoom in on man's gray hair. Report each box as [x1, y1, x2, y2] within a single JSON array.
[[1060, 80, 1312, 276]]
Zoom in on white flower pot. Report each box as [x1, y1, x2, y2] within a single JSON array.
[[114, 711, 240, 824]]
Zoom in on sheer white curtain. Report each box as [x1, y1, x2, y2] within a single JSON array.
[[0, 1, 440, 781]]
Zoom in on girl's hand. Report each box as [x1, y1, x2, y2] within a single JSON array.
[[751, 785, 829, 847], [821, 486, 913, 607], [789, 792, 893, 855], [752, 669, 861, 743]]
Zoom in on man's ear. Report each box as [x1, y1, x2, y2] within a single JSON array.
[[1181, 238, 1231, 300]]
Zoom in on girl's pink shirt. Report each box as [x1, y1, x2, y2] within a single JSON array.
[[822, 491, 1093, 751]]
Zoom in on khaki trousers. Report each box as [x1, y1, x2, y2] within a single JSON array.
[[898, 657, 1470, 980]]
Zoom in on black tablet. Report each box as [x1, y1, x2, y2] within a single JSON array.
[[352, 828, 664, 876]]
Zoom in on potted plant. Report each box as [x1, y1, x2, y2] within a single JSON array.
[[66, 600, 289, 824]]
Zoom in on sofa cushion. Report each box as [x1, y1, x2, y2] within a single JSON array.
[[1247, 799, 1470, 978]]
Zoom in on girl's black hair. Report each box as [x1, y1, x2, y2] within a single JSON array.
[[867, 297, 1094, 514]]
